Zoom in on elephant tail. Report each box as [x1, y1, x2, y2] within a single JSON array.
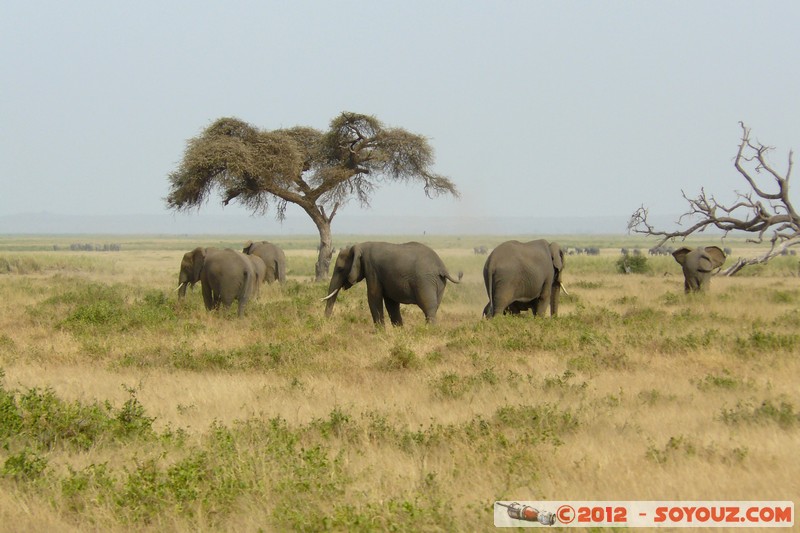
[[484, 267, 495, 318], [443, 271, 462, 284], [242, 268, 253, 300]]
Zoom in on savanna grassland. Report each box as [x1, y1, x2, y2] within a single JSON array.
[[0, 235, 798, 532]]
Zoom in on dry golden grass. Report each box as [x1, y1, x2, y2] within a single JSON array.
[[0, 236, 798, 531]]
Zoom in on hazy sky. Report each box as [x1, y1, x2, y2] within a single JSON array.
[[2, 1, 798, 228]]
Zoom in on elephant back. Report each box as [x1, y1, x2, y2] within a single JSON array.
[[243, 241, 286, 283], [487, 240, 553, 274], [402, 242, 455, 278]]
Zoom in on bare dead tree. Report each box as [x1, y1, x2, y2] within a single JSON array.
[[629, 122, 798, 276]]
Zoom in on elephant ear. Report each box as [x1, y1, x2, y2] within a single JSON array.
[[347, 245, 363, 285], [701, 246, 726, 271], [549, 242, 564, 273], [242, 240, 253, 254], [191, 247, 206, 283], [672, 247, 692, 266]]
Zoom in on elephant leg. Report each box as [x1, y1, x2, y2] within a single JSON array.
[[366, 284, 385, 326], [490, 290, 514, 317], [683, 267, 700, 293], [215, 284, 232, 311], [685, 277, 700, 293], [384, 298, 403, 326], [415, 286, 441, 324], [201, 282, 214, 310], [273, 261, 281, 283], [534, 288, 550, 317], [423, 305, 439, 324]]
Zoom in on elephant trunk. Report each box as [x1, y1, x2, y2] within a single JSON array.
[[550, 276, 563, 317], [323, 272, 348, 317], [550, 251, 565, 316], [323, 288, 340, 317], [177, 282, 188, 299]]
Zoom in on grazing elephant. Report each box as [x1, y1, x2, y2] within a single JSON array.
[[245, 255, 267, 299], [242, 241, 286, 283], [177, 247, 220, 299], [177, 247, 255, 316], [322, 242, 462, 326], [672, 246, 726, 293], [482, 240, 564, 318]]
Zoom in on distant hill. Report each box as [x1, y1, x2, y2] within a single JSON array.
[[0, 212, 679, 236]]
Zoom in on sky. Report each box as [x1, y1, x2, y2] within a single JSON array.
[[1, 1, 799, 233]]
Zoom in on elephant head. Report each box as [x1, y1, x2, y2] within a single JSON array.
[[177, 247, 209, 298], [323, 245, 362, 317], [672, 246, 726, 293]]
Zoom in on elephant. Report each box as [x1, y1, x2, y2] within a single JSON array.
[[177, 247, 256, 316], [672, 246, 726, 293], [177, 247, 220, 299], [482, 239, 565, 318], [322, 242, 462, 326], [242, 241, 286, 283], [245, 254, 267, 299]]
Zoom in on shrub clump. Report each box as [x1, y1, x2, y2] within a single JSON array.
[[616, 253, 650, 274], [381, 342, 421, 370], [0, 375, 154, 452]]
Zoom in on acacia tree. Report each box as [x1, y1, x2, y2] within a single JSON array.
[[629, 122, 798, 276], [166, 112, 458, 281]]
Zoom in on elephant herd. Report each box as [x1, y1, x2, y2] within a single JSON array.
[[177, 241, 286, 317], [177, 239, 727, 324]]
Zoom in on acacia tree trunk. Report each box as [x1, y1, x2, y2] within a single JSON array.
[[315, 221, 333, 282], [304, 205, 334, 282]]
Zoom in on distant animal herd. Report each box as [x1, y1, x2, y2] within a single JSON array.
[[175, 238, 732, 325], [53, 243, 122, 252]]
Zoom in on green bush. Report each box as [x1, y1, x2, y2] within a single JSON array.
[[720, 399, 799, 429], [2, 449, 48, 480], [381, 342, 421, 370], [0, 377, 153, 451], [616, 254, 650, 274]]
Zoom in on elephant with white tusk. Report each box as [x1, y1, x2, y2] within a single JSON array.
[[323, 241, 462, 326], [177, 247, 220, 299], [672, 246, 726, 293], [177, 247, 256, 317], [482, 239, 565, 318]]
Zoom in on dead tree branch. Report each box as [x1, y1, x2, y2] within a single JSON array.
[[629, 123, 799, 276]]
